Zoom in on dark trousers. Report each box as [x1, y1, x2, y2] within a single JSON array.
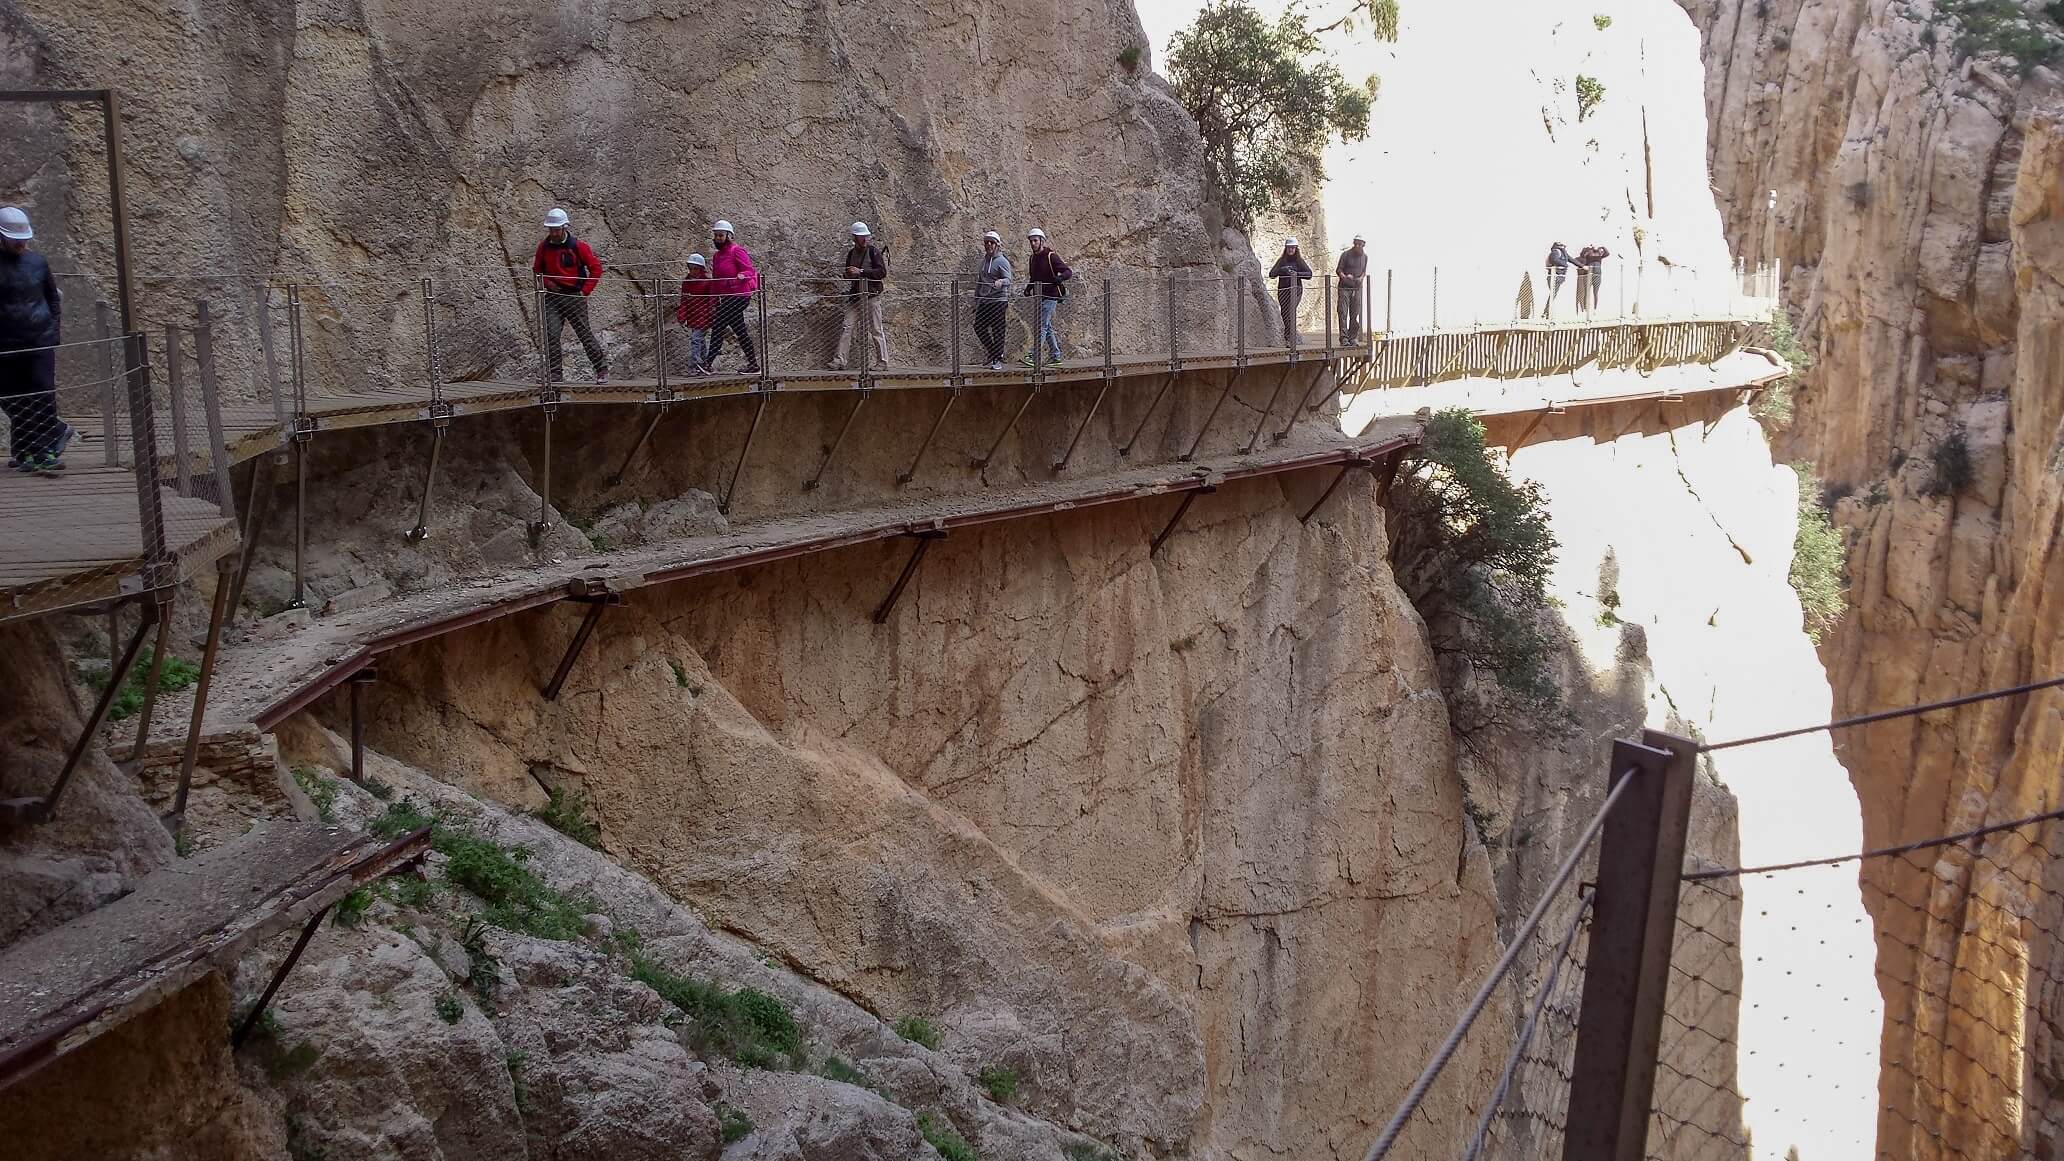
[[1337, 286, 1363, 340], [973, 300, 1007, 363], [709, 295, 757, 370], [1277, 286, 1302, 346], [542, 292, 605, 381], [1583, 262, 1605, 310], [0, 348, 60, 461]]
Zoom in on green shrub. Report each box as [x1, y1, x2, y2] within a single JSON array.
[[370, 797, 434, 838], [506, 1051, 530, 1114], [715, 1102, 755, 1144], [532, 785, 602, 850], [1788, 464, 1848, 642], [458, 917, 499, 998], [894, 1015, 944, 1050], [87, 650, 201, 721], [1593, 13, 1612, 28], [363, 777, 395, 801], [331, 887, 373, 929], [438, 829, 590, 941], [1390, 409, 1564, 736], [291, 766, 339, 823], [1575, 74, 1605, 120], [1935, 0, 2064, 73], [435, 990, 464, 1024], [629, 956, 804, 1069], [918, 1111, 978, 1161], [979, 1065, 1019, 1104], [1117, 44, 1142, 72], [1924, 429, 1974, 498], [816, 1055, 872, 1088], [1755, 306, 1812, 434], [668, 659, 690, 688], [378, 874, 436, 910]]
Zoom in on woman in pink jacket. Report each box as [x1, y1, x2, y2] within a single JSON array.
[[705, 220, 760, 374]]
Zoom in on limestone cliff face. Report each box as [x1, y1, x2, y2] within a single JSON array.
[[345, 476, 1511, 1160], [1, 0, 1216, 391], [1683, 0, 2064, 1152]]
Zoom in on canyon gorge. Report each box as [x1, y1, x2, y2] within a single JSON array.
[[0, 0, 2055, 1159]]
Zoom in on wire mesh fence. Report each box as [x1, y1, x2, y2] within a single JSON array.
[[1664, 809, 2063, 1161]]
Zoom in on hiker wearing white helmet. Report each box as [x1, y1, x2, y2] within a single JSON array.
[[705, 220, 759, 375], [0, 206, 73, 474], [1020, 228, 1071, 368], [675, 254, 717, 378], [973, 230, 1012, 370], [1268, 237, 1313, 347], [830, 221, 890, 372], [529, 208, 609, 385], [1335, 235, 1369, 343]]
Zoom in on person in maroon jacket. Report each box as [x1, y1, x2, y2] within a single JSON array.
[[531, 208, 608, 384]]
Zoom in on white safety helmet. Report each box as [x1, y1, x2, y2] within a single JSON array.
[[1, 206, 34, 241], [1026, 227, 1046, 240], [542, 208, 571, 230], [1352, 234, 1366, 243], [851, 221, 871, 237], [687, 253, 707, 268], [982, 230, 1001, 243], [712, 220, 735, 235], [1284, 237, 1299, 247]]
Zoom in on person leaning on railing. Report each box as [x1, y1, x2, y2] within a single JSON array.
[[1021, 227, 1071, 368], [532, 208, 609, 385], [706, 220, 760, 375], [0, 206, 72, 475], [1335, 234, 1368, 344], [830, 222, 890, 371], [974, 230, 1012, 371], [1269, 238, 1313, 346]]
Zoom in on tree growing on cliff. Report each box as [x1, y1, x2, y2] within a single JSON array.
[[1936, 0, 2064, 74], [1390, 409, 1565, 737], [1167, 0, 1375, 227]]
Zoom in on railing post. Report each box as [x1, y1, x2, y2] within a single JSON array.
[[1384, 268, 1394, 335], [1618, 255, 1627, 319], [1561, 730, 1697, 1161], [949, 275, 962, 385], [255, 285, 287, 447], [125, 332, 168, 584], [1102, 277, 1114, 376], [165, 323, 194, 497], [1235, 276, 1247, 368], [654, 276, 670, 401], [422, 277, 442, 408], [287, 284, 307, 419], [195, 301, 236, 523], [1167, 273, 1181, 372], [758, 288, 770, 389], [96, 301, 117, 466], [1323, 274, 1334, 354]]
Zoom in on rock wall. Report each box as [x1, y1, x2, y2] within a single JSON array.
[[1, 0, 1223, 397], [341, 470, 1513, 1160], [1681, 0, 2064, 1154]]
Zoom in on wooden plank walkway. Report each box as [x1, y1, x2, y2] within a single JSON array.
[[0, 465, 239, 622], [0, 820, 430, 1091]]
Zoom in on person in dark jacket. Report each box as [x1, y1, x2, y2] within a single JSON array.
[[530, 208, 608, 385], [1544, 242, 1573, 316], [1576, 244, 1610, 313], [1021, 228, 1071, 367], [1270, 238, 1313, 346], [1335, 235, 1369, 343], [973, 231, 1013, 370], [0, 206, 72, 473], [831, 221, 890, 371]]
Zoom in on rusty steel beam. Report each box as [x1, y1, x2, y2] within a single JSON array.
[[1150, 486, 1215, 557], [3, 599, 155, 826], [1052, 377, 1114, 473], [541, 595, 619, 701], [1179, 369, 1240, 463], [1118, 373, 1177, 459], [872, 528, 945, 624], [169, 569, 235, 826], [973, 384, 1040, 471], [898, 386, 960, 485], [805, 389, 869, 491], [1242, 364, 1299, 455], [229, 904, 329, 1049]]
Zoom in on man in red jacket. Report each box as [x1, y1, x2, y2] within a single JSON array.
[[531, 208, 608, 384]]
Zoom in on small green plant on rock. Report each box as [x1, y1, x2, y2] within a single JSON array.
[[87, 650, 201, 722], [1935, 0, 2064, 74], [1924, 429, 1974, 498], [894, 1015, 944, 1050], [1788, 463, 1848, 643], [505, 1050, 530, 1115], [1575, 74, 1606, 120], [435, 989, 464, 1024], [918, 1111, 978, 1161], [979, 1065, 1019, 1104], [629, 955, 804, 1069], [370, 797, 434, 838], [1593, 13, 1612, 29], [291, 766, 339, 823], [532, 784, 602, 850], [1064, 1146, 1130, 1161], [716, 1102, 755, 1144], [438, 828, 591, 940], [1117, 44, 1142, 72], [816, 1054, 872, 1089], [331, 887, 373, 929]]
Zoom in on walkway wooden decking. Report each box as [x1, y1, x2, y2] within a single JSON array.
[[0, 465, 239, 621]]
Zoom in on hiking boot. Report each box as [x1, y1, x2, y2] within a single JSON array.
[[690, 363, 710, 378], [51, 422, 75, 462], [987, 359, 1004, 371], [741, 362, 761, 375], [1020, 353, 1037, 368], [593, 368, 609, 385], [828, 359, 846, 371], [24, 451, 63, 476]]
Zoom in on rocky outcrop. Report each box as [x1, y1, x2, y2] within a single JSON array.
[[337, 470, 1512, 1160], [1683, 0, 2064, 1153]]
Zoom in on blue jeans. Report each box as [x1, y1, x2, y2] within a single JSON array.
[[1036, 297, 1061, 362]]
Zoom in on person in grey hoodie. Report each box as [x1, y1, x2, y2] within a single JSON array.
[[973, 230, 1012, 370], [1269, 238, 1313, 346]]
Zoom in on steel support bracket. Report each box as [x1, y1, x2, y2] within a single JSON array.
[[872, 524, 946, 624], [973, 382, 1040, 470], [5, 597, 156, 827], [806, 385, 871, 492], [230, 903, 332, 1049], [541, 592, 622, 702], [1297, 457, 1374, 524], [347, 667, 380, 785], [1150, 478, 1220, 558], [899, 385, 961, 486]]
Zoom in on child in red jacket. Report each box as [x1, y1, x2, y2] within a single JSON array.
[[676, 254, 716, 376]]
